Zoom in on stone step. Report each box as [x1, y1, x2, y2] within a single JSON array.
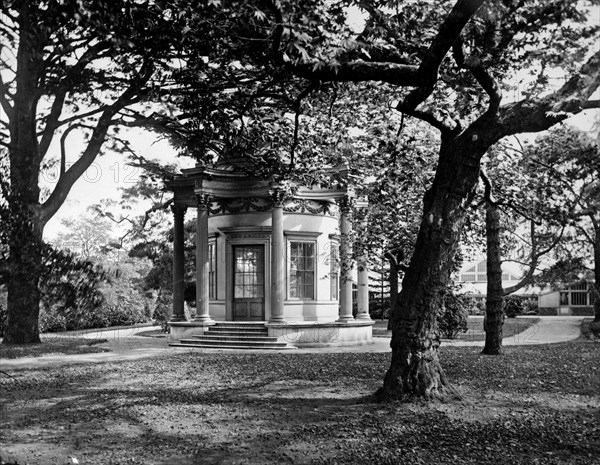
[[169, 342, 296, 350], [173, 338, 295, 350], [209, 329, 269, 337], [212, 322, 267, 326], [180, 337, 281, 346], [208, 327, 268, 335], [192, 334, 276, 342]]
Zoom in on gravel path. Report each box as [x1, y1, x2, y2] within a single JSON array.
[[0, 317, 585, 371]]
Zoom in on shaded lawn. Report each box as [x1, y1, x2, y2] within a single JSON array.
[[372, 317, 539, 341], [1, 341, 598, 465], [0, 336, 110, 359], [0, 317, 535, 360]]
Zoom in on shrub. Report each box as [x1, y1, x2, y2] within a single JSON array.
[[368, 298, 391, 320], [153, 292, 173, 333], [504, 295, 538, 318], [465, 298, 486, 315], [0, 302, 6, 337], [39, 306, 68, 333], [438, 292, 469, 339]]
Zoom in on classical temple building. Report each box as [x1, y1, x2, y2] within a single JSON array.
[[165, 160, 373, 349]]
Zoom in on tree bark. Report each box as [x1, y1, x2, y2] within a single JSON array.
[[482, 202, 504, 355], [593, 227, 600, 323], [376, 132, 486, 401], [385, 250, 402, 330], [387, 264, 398, 331], [4, 4, 45, 344]]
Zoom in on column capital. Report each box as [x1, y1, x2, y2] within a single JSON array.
[[337, 195, 353, 214], [269, 188, 287, 208], [170, 203, 187, 217], [195, 193, 212, 212]]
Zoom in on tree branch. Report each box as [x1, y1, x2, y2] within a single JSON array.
[[38, 41, 111, 161], [452, 36, 502, 118], [503, 222, 566, 295], [0, 72, 13, 121], [59, 123, 92, 175], [496, 50, 600, 139], [393, 0, 486, 116], [288, 81, 318, 174], [40, 59, 154, 225]]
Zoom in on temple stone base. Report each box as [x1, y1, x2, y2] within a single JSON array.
[[169, 320, 374, 348], [267, 321, 374, 347], [169, 321, 216, 342]]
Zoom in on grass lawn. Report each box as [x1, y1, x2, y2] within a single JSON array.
[[0, 336, 110, 359], [1, 340, 598, 464]]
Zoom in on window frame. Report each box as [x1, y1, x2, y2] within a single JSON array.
[[328, 241, 340, 301], [208, 240, 217, 300], [284, 232, 321, 301], [287, 240, 317, 300]]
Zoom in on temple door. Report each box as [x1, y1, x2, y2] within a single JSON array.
[[232, 245, 265, 321]]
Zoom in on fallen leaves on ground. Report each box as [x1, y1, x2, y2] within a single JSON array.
[[0, 342, 598, 464], [0, 337, 110, 359]]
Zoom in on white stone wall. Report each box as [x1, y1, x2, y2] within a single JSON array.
[[206, 209, 341, 322]]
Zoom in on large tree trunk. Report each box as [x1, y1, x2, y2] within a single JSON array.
[[3, 5, 45, 344], [386, 255, 399, 330], [4, 215, 43, 344], [376, 133, 486, 401], [593, 229, 600, 323], [482, 202, 504, 355]]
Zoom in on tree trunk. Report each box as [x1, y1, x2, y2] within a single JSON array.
[[4, 217, 43, 344], [3, 6, 45, 344], [594, 228, 600, 323], [387, 260, 398, 330], [482, 202, 504, 355], [376, 133, 486, 401]]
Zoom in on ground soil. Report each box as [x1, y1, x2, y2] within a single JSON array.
[[1, 337, 598, 465]]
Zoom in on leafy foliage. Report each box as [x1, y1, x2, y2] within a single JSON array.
[[153, 292, 173, 333], [438, 291, 470, 339], [504, 295, 539, 318]]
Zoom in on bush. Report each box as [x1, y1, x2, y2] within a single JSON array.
[[438, 292, 469, 339], [153, 292, 173, 333], [504, 295, 538, 318], [465, 298, 486, 316], [38, 297, 149, 333], [368, 298, 391, 320], [0, 302, 6, 337], [39, 306, 68, 333]]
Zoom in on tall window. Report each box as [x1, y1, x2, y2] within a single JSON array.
[[329, 242, 340, 300], [289, 242, 315, 299], [460, 259, 519, 282], [560, 283, 593, 306], [208, 242, 216, 299], [569, 283, 589, 306]]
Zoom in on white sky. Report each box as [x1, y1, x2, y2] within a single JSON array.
[[42, 128, 191, 240]]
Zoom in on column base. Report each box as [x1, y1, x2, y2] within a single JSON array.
[[193, 315, 214, 323], [169, 315, 187, 322], [336, 316, 355, 323], [355, 313, 371, 320], [268, 317, 287, 324]]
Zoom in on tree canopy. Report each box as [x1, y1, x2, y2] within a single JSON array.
[[1, 0, 599, 400]]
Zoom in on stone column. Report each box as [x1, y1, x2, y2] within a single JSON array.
[[194, 193, 213, 322], [269, 188, 286, 323], [171, 204, 187, 322], [337, 196, 354, 322]]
